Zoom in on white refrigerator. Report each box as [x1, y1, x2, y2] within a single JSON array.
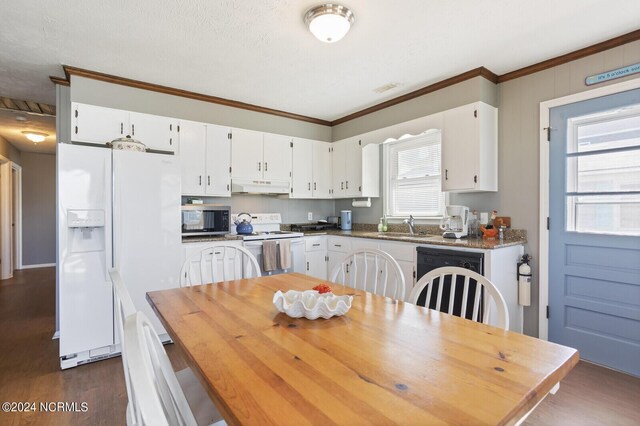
[[57, 143, 181, 369]]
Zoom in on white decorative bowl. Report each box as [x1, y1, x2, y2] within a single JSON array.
[[273, 290, 353, 320]]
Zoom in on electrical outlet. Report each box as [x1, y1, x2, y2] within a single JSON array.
[[308, 212, 313, 221]]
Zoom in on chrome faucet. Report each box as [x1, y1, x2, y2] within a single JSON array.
[[403, 215, 416, 235]]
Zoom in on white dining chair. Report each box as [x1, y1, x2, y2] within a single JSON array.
[[109, 268, 139, 425], [180, 244, 261, 286], [109, 269, 225, 426], [408, 266, 509, 330], [330, 248, 407, 300], [123, 311, 227, 426]]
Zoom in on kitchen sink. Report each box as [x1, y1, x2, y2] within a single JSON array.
[[364, 232, 436, 239]]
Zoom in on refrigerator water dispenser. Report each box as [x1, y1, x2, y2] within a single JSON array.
[[67, 209, 106, 253]]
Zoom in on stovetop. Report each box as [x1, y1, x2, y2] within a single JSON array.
[[240, 230, 304, 241], [290, 223, 339, 232]]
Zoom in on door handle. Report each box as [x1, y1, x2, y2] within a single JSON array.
[[308, 182, 311, 190], [306, 262, 309, 271], [207, 176, 211, 186], [131, 124, 135, 135], [445, 169, 448, 180], [265, 162, 268, 172], [346, 181, 349, 190], [341, 182, 344, 190], [199, 176, 202, 186], [120, 123, 123, 134], [258, 162, 261, 171], [313, 182, 316, 190]]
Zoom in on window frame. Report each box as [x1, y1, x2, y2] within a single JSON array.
[[382, 130, 447, 221]]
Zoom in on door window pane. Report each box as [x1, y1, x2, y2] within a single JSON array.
[[566, 105, 640, 236]]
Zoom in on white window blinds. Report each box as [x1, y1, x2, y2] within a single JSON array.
[[385, 132, 445, 218]]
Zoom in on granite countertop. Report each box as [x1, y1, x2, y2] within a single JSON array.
[[304, 229, 525, 249], [291, 223, 526, 250], [182, 234, 244, 243]]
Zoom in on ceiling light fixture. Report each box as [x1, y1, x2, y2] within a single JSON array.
[[22, 131, 48, 143], [304, 4, 354, 43]]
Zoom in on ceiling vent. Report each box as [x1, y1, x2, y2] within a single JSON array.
[[373, 83, 400, 94]]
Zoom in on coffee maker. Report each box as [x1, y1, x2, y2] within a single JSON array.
[[440, 205, 470, 239]]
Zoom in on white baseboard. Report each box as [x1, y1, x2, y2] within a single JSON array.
[[19, 263, 56, 269]]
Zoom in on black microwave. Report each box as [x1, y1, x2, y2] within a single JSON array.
[[181, 205, 230, 236]]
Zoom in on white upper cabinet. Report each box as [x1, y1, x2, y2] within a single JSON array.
[[231, 128, 264, 181], [72, 103, 128, 144], [179, 121, 231, 197], [129, 112, 177, 152], [291, 139, 333, 199], [312, 141, 333, 198], [291, 138, 313, 198], [179, 121, 207, 195], [263, 133, 292, 182], [205, 124, 232, 196], [231, 129, 292, 188], [332, 137, 380, 199], [442, 101, 497, 192], [71, 103, 177, 152]]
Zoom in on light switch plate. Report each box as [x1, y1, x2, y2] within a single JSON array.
[[307, 212, 313, 220]]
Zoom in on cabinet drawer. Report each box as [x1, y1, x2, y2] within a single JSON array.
[[379, 241, 416, 262], [350, 238, 379, 252], [327, 236, 351, 253], [305, 236, 327, 252]]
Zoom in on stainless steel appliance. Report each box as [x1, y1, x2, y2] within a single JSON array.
[[340, 210, 352, 231], [440, 205, 470, 239], [231, 213, 305, 275], [181, 205, 230, 236]]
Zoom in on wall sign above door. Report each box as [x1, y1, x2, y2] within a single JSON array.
[[585, 63, 640, 86]]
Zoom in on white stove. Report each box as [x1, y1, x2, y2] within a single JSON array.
[[232, 213, 305, 276], [231, 213, 303, 241]]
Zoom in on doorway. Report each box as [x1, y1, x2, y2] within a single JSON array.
[[547, 88, 640, 376], [0, 156, 22, 279]]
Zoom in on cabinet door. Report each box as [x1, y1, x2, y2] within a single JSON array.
[[179, 121, 207, 195], [345, 137, 363, 197], [291, 138, 313, 198], [305, 251, 327, 280], [231, 128, 263, 180], [327, 251, 347, 282], [312, 141, 332, 199], [442, 103, 479, 191], [205, 124, 232, 196], [396, 260, 415, 301], [72, 103, 128, 145], [129, 112, 176, 152], [263, 133, 292, 182], [331, 140, 347, 198]]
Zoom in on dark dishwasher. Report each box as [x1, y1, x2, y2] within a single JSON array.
[[415, 247, 484, 320]]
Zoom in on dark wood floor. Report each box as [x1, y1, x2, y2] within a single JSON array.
[[0, 268, 638, 425]]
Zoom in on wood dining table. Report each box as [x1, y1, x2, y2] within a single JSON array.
[[147, 273, 579, 425]]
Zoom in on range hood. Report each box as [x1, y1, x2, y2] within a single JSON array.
[[231, 178, 290, 195]]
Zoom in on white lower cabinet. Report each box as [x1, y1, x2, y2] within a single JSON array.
[[304, 236, 328, 280], [181, 240, 243, 283]]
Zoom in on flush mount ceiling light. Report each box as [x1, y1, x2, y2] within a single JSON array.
[[22, 131, 48, 143], [304, 4, 355, 43]]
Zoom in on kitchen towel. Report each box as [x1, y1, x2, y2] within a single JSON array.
[[262, 241, 278, 272], [278, 240, 291, 270]]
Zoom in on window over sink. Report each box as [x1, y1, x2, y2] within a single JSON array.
[[383, 131, 446, 219]]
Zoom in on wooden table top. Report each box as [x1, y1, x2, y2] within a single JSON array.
[[147, 273, 579, 426]]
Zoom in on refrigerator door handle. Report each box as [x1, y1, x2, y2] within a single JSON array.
[[105, 155, 114, 281]]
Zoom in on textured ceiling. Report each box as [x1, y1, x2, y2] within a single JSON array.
[[1, 0, 640, 125]]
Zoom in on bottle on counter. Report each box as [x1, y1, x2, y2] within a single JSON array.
[[378, 218, 384, 232], [382, 214, 388, 232]]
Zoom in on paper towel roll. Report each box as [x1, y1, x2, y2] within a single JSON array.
[[518, 280, 531, 306], [352, 198, 372, 208]]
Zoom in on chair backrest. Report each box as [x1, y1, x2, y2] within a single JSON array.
[[109, 268, 138, 424], [330, 248, 407, 300], [124, 311, 198, 426], [408, 266, 509, 330], [180, 244, 261, 286]]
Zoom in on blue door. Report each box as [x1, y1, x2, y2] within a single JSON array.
[[549, 88, 640, 376]]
